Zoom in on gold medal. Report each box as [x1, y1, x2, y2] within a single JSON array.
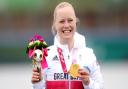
[[69, 64, 80, 78]]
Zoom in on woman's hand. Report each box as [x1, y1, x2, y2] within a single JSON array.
[[78, 69, 90, 85], [31, 68, 42, 84]]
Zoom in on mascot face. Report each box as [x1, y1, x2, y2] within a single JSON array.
[[33, 49, 43, 62]]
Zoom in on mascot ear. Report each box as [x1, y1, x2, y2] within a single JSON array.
[[28, 46, 36, 58], [42, 48, 48, 56], [28, 49, 34, 58]]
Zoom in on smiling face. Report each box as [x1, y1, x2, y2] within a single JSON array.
[[53, 5, 77, 43]]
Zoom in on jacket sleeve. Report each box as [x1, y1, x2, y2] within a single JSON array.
[[83, 49, 104, 89], [32, 79, 45, 89]]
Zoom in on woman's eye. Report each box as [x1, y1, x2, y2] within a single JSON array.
[[68, 19, 73, 22], [59, 20, 64, 23]]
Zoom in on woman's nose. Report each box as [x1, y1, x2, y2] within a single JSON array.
[[64, 21, 70, 28]]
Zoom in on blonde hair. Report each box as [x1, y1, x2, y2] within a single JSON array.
[[53, 2, 75, 22], [52, 2, 79, 35]]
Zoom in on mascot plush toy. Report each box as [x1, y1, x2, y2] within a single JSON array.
[[26, 34, 48, 72]]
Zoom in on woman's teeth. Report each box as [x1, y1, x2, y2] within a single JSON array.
[[62, 30, 71, 33]]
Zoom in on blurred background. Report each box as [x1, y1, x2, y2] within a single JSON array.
[[0, 0, 128, 89]]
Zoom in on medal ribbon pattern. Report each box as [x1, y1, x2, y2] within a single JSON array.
[[57, 47, 67, 73]]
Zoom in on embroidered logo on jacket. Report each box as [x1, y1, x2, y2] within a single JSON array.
[[52, 55, 59, 61]]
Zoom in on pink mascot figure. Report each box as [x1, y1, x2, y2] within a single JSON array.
[[26, 34, 48, 75]]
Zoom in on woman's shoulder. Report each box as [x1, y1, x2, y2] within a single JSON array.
[[80, 47, 94, 54], [47, 45, 57, 50], [79, 47, 96, 63], [46, 45, 58, 61], [47, 45, 58, 55]]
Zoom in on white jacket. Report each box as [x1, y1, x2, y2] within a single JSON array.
[[32, 32, 104, 89]]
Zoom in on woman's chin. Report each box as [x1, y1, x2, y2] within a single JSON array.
[[63, 35, 72, 39]]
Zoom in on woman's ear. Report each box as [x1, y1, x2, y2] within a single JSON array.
[[52, 24, 57, 35], [76, 17, 80, 26]]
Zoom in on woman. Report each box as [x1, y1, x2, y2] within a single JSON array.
[[32, 2, 104, 89]]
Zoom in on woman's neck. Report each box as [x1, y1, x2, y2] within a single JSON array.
[[60, 38, 74, 52]]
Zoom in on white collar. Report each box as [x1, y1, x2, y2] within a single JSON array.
[[54, 32, 86, 50]]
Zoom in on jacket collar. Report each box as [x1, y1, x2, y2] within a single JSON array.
[[54, 32, 86, 50]]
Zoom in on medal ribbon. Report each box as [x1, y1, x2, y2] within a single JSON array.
[[57, 47, 67, 73]]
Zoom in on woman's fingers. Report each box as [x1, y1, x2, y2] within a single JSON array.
[[33, 71, 40, 76], [78, 69, 89, 75], [78, 68, 90, 85], [32, 68, 42, 84], [32, 76, 40, 82]]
